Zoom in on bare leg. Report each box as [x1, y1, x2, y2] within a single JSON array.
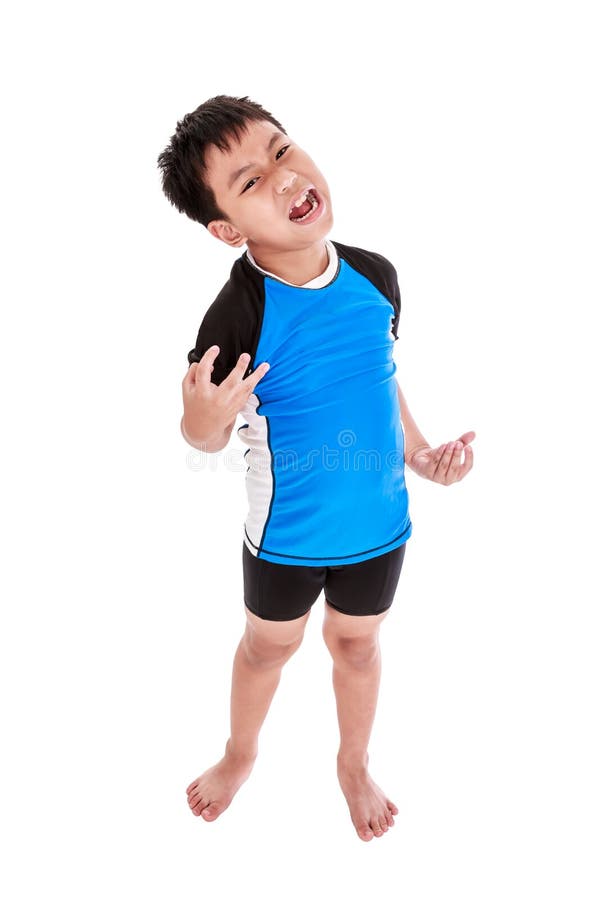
[[186, 607, 309, 821], [322, 605, 399, 841]]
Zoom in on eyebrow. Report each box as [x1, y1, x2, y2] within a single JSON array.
[[227, 132, 286, 190]]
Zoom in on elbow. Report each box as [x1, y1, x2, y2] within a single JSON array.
[[180, 417, 231, 453]]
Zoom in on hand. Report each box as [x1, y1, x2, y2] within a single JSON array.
[[182, 346, 270, 442], [406, 431, 475, 485]]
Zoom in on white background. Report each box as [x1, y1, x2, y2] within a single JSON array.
[[2, 0, 599, 897]]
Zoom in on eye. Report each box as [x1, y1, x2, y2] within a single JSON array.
[[241, 145, 291, 193]]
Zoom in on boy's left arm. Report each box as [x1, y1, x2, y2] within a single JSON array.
[[396, 378, 475, 485]]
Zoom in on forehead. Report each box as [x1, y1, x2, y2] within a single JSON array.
[[203, 119, 287, 189]]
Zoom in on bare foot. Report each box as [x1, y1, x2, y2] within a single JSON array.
[[186, 740, 256, 822], [337, 757, 399, 841]]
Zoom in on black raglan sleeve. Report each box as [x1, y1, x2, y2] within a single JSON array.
[[186, 265, 264, 387], [187, 294, 244, 386], [387, 262, 401, 342], [366, 250, 402, 341]]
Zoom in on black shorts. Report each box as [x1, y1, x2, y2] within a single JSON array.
[[242, 541, 407, 622]]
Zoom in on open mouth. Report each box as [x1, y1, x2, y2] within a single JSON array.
[[288, 188, 322, 224]]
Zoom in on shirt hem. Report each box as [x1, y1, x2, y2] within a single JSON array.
[[244, 522, 412, 567]]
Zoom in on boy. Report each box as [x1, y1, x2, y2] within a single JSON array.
[[157, 95, 475, 842]]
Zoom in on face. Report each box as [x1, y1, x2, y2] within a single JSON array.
[[203, 118, 334, 253]]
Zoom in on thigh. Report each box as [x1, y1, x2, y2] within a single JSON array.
[[324, 542, 407, 617], [242, 541, 326, 622]]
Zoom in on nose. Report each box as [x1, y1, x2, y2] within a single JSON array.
[[277, 171, 298, 195]]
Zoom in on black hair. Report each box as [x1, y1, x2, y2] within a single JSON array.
[[156, 94, 287, 228]]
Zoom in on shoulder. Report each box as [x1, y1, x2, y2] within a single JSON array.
[[186, 252, 265, 378], [331, 240, 399, 296], [193, 252, 265, 335], [204, 252, 264, 315]]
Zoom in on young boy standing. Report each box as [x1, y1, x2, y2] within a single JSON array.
[[157, 95, 475, 841]]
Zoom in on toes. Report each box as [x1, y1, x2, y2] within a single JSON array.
[[201, 801, 222, 821], [371, 818, 385, 837], [187, 787, 202, 805], [385, 809, 395, 827], [188, 794, 207, 815], [357, 822, 374, 841], [387, 799, 399, 816]]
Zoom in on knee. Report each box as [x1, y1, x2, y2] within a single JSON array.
[[324, 633, 380, 670], [242, 630, 303, 668]]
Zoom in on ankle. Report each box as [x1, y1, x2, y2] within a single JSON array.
[[337, 750, 369, 773], [225, 738, 258, 765]]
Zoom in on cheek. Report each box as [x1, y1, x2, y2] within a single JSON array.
[[303, 154, 328, 189], [301, 151, 317, 171], [245, 197, 283, 230]]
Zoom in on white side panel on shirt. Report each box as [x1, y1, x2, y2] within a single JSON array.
[[238, 392, 273, 555]]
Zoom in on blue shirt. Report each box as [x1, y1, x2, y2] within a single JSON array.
[[187, 239, 412, 566]]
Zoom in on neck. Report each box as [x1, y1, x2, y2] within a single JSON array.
[[247, 240, 329, 285]]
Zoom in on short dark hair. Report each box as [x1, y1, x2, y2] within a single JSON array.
[[156, 94, 287, 228]]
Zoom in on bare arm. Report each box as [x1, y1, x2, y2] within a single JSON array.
[[396, 377, 476, 482], [180, 416, 234, 453], [396, 378, 430, 461]]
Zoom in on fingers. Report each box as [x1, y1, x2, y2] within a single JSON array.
[[438, 440, 474, 483], [230, 352, 253, 381], [433, 443, 456, 482], [448, 442, 465, 481], [197, 345, 221, 378], [183, 346, 220, 390], [458, 444, 474, 479], [225, 353, 270, 391], [183, 361, 198, 381], [244, 360, 271, 390], [452, 433, 475, 481], [182, 362, 199, 395]]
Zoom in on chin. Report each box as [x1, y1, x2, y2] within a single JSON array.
[[303, 210, 334, 243]]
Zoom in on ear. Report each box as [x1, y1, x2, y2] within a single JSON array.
[[207, 219, 247, 248]]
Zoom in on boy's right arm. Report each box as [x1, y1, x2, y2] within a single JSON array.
[[180, 416, 232, 453], [181, 345, 270, 454]]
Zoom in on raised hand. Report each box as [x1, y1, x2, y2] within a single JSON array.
[[406, 431, 475, 485], [182, 345, 270, 443]]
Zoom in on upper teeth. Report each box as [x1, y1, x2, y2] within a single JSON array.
[[294, 190, 310, 208]]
